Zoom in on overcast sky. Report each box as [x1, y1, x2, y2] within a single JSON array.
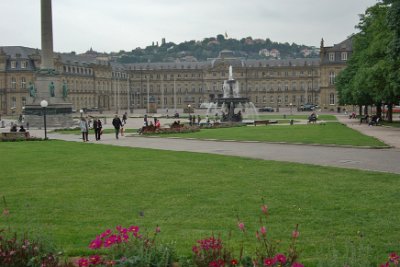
[[0, 0, 378, 54]]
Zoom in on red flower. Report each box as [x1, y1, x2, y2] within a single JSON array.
[[238, 222, 245, 231], [77, 258, 89, 267], [231, 259, 238, 265], [263, 257, 276, 266], [274, 254, 286, 264], [260, 226, 267, 236], [89, 236, 102, 249], [291, 263, 304, 267], [89, 255, 102, 265], [389, 252, 399, 263]]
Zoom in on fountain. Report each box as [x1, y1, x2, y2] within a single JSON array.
[[207, 66, 258, 123]]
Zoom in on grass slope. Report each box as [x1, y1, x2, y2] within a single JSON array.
[[0, 141, 399, 266]]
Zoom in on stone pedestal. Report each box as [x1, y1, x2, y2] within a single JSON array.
[[24, 103, 74, 128], [25, 72, 74, 127]]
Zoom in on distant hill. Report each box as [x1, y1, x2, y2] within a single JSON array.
[[114, 34, 319, 63]]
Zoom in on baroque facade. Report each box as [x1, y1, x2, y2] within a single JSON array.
[[0, 38, 352, 116]]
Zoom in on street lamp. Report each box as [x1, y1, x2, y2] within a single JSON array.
[[187, 104, 191, 116], [290, 103, 293, 115], [79, 109, 83, 119], [40, 100, 48, 140]]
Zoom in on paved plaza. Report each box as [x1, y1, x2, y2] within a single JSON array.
[[1, 111, 400, 174]]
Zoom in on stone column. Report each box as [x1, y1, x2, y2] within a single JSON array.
[[41, 0, 54, 70], [24, 0, 74, 128]]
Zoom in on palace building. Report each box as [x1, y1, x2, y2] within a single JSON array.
[[0, 38, 352, 116]]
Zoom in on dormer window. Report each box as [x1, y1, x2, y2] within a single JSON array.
[[21, 61, 27, 69], [329, 53, 335, 62], [341, 52, 348, 61], [11, 61, 16, 69]]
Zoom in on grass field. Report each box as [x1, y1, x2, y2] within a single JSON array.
[[149, 122, 387, 147], [0, 141, 399, 266], [54, 122, 387, 148]]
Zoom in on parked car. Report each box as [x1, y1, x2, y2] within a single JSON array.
[[300, 104, 318, 111], [258, 106, 275, 112]]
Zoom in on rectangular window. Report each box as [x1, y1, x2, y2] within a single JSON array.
[[329, 53, 335, 62], [11, 77, 16, 89], [12, 97, 16, 108], [21, 77, 26, 89], [341, 52, 348, 61], [329, 93, 335, 105], [21, 61, 27, 69], [329, 72, 336, 85], [22, 97, 26, 106], [11, 61, 16, 69]]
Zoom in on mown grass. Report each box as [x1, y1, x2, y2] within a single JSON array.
[[0, 141, 399, 266], [151, 122, 387, 147]]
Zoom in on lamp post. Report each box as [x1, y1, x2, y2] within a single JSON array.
[[290, 103, 293, 115], [79, 109, 83, 119], [187, 104, 191, 116], [40, 100, 48, 140]]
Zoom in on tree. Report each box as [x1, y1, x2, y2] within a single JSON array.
[[336, 2, 398, 121]]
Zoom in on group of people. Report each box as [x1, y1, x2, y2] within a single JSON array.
[[10, 124, 26, 132], [188, 114, 201, 126], [79, 117, 103, 142]]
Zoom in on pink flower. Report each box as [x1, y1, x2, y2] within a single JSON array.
[[238, 222, 245, 231], [292, 230, 299, 239], [128, 225, 139, 233], [78, 258, 89, 267], [89, 255, 102, 265], [389, 252, 399, 263], [260, 226, 267, 236], [261, 205, 268, 214], [291, 262, 304, 267], [89, 236, 103, 249], [155, 226, 161, 233], [263, 257, 276, 266], [100, 229, 112, 238], [274, 254, 286, 264], [380, 262, 389, 267]]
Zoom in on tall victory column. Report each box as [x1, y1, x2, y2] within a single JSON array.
[[25, 0, 73, 127]]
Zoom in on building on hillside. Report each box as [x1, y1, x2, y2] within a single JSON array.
[[0, 38, 350, 116]]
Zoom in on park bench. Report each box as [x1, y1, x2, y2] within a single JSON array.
[[254, 120, 270, 126], [1, 132, 30, 140]]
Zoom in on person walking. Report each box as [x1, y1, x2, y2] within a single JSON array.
[[122, 112, 128, 124], [112, 114, 123, 139], [93, 118, 102, 141], [79, 117, 89, 142]]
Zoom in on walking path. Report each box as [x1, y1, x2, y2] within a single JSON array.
[[2, 114, 399, 174]]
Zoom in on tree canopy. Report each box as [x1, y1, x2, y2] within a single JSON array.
[[336, 1, 400, 121]]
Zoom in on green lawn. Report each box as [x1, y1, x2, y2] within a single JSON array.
[[151, 122, 387, 147], [0, 141, 399, 266]]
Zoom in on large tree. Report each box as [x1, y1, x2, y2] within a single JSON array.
[[336, 2, 398, 121]]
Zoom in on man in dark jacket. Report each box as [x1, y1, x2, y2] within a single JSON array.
[[112, 115, 123, 139], [93, 118, 102, 141]]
